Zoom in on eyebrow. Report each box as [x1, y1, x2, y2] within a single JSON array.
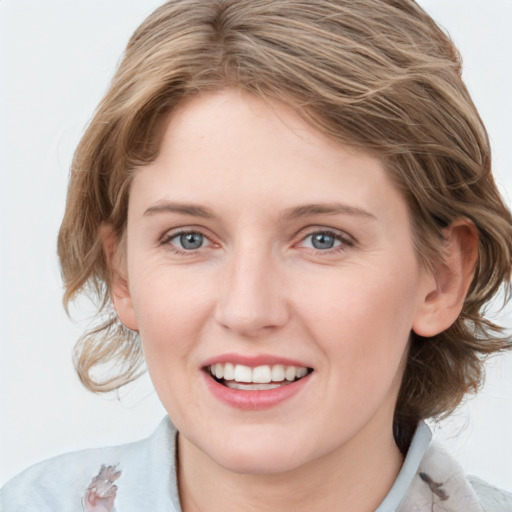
[[281, 203, 376, 220], [143, 201, 215, 219], [143, 201, 375, 221]]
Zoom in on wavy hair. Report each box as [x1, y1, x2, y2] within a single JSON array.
[[57, 0, 512, 451]]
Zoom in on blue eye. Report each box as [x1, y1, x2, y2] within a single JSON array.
[[301, 230, 349, 251], [171, 231, 206, 250], [310, 232, 337, 250]]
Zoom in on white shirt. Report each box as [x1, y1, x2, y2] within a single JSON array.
[[1, 417, 511, 511]]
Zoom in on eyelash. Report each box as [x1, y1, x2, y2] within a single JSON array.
[[160, 229, 213, 255], [159, 228, 355, 256], [298, 229, 354, 254]]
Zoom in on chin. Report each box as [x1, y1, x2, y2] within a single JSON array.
[[214, 446, 308, 476], [195, 426, 322, 476]]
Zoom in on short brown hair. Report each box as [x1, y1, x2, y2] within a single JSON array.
[[58, 0, 512, 450]]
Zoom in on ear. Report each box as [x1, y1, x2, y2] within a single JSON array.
[[100, 224, 139, 332], [412, 220, 479, 338]]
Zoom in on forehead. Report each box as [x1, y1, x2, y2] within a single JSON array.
[[129, 89, 411, 231]]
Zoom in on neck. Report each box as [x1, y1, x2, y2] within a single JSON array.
[[177, 416, 404, 512]]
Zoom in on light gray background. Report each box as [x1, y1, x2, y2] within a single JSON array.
[[1, 0, 511, 491]]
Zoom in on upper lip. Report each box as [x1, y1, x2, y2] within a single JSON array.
[[201, 353, 311, 369]]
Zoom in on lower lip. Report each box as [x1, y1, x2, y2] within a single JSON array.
[[203, 372, 312, 410]]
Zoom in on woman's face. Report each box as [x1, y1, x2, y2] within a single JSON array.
[[114, 89, 435, 474]]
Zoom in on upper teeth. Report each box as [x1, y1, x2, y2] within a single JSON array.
[[209, 363, 309, 383]]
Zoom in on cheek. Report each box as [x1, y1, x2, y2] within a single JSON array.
[[129, 265, 215, 361], [294, 264, 419, 380], [129, 270, 213, 417]]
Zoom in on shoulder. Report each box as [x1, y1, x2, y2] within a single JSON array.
[[468, 476, 512, 512], [398, 438, 512, 512], [0, 445, 122, 512], [0, 417, 179, 512]]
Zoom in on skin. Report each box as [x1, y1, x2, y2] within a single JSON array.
[[110, 89, 476, 511]]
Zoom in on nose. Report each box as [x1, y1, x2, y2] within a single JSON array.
[[214, 243, 289, 337]]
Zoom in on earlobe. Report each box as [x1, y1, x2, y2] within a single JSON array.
[[412, 220, 479, 338], [100, 224, 139, 332]]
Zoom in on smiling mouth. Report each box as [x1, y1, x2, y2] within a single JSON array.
[[206, 363, 313, 391]]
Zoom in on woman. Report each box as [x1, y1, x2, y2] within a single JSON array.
[[1, 1, 511, 510]]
